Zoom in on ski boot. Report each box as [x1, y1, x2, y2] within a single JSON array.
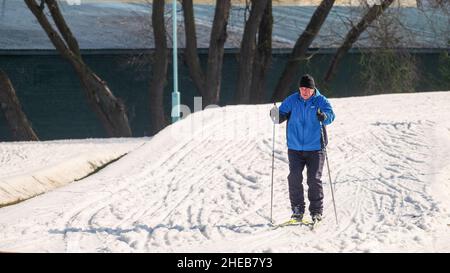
[[310, 214, 322, 230]]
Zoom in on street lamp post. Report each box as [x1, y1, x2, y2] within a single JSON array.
[[171, 0, 180, 123]]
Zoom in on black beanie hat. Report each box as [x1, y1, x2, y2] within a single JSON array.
[[299, 74, 315, 89]]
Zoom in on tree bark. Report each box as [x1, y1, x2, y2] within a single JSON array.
[[235, 0, 269, 104], [271, 0, 335, 102], [45, 0, 81, 57], [323, 0, 395, 84], [182, 0, 231, 107], [0, 70, 39, 141], [204, 0, 231, 106], [24, 0, 132, 137], [182, 0, 207, 98], [250, 0, 272, 104], [149, 0, 169, 135]]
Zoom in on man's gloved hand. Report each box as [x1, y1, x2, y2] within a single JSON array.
[[317, 108, 327, 122], [270, 105, 279, 123]]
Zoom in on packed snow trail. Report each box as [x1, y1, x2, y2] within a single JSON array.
[[0, 92, 449, 252]]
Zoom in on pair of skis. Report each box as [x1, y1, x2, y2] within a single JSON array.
[[271, 218, 321, 231]]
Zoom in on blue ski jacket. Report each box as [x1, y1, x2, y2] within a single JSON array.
[[279, 89, 335, 151]]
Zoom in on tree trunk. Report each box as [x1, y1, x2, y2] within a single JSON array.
[[235, 0, 269, 104], [45, 0, 81, 57], [182, 0, 207, 99], [24, 0, 132, 137], [0, 70, 39, 141], [271, 0, 335, 102], [203, 0, 231, 106], [149, 0, 169, 135], [323, 0, 395, 84], [250, 0, 272, 104], [182, 0, 231, 107], [73, 62, 132, 137]]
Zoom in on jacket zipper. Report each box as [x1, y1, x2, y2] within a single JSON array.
[[302, 100, 306, 150]]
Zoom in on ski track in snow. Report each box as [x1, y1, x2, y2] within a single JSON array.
[[0, 92, 449, 252]]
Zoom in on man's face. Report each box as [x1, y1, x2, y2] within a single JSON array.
[[299, 87, 314, 100]]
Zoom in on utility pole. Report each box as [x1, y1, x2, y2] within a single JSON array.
[[172, 0, 181, 123]]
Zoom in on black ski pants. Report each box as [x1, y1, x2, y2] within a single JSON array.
[[287, 149, 325, 216]]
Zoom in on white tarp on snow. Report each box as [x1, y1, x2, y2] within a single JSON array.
[[0, 139, 146, 206]]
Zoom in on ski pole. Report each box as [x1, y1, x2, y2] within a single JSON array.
[[270, 103, 276, 224], [320, 121, 338, 226]]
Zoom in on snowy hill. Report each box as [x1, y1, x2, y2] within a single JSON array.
[[0, 91, 449, 252]]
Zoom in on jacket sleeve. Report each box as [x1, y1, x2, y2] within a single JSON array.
[[319, 97, 335, 125], [278, 96, 292, 123]]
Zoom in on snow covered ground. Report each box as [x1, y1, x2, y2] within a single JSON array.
[[0, 138, 146, 207], [0, 91, 449, 252]]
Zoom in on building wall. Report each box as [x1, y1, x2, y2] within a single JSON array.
[[0, 50, 447, 141]]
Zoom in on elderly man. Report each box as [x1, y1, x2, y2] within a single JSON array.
[[270, 74, 335, 224]]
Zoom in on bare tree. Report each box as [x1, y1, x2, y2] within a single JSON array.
[[271, 0, 336, 102], [358, 5, 419, 95], [182, 0, 231, 107], [234, 0, 269, 104], [149, 0, 169, 135], [0, 69, 39, 141], [24, 0, 132, 137], [250, 0, 273, 104], [323, 0, 395, 84]]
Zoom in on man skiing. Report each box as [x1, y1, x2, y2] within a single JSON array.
[[270, 74, 335, 225]]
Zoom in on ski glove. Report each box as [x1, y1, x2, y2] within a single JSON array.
[[317, 108, 327, 122], [270, 106, 289, 124], [270, 106, 279, 123]]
